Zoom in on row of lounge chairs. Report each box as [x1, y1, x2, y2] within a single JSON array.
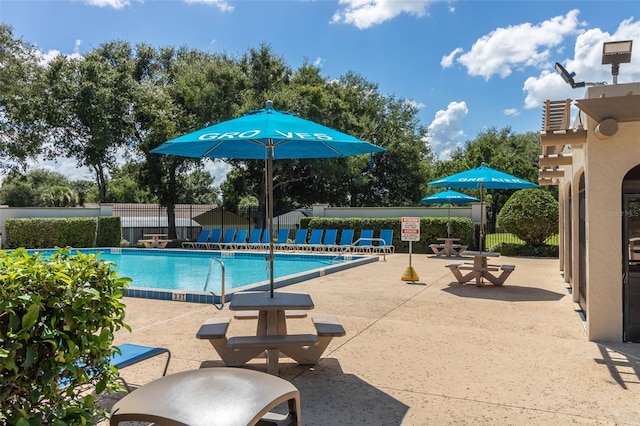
[[182, 228, 394, 254]]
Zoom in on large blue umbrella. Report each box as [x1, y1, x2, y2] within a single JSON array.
[[151, 101, 386, 296], [428, 164, 537, 250], [421, 190, 480, 237]]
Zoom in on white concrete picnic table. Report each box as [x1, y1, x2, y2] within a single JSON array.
[[139, 233, 171, 249], [430, 237, 466, 257], [446, 250, 515, 286]]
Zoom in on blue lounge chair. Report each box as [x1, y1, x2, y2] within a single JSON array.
[[256, 228, 271, 250], [225, 229, 248, 250], [273, 229, 290, 250], [374, 229, 395, 254], [209, 228, 235, 250], [354, 229, 374, 253], [303, 229, 324, 251], [314, 229, 337, 252], [61, 343, 171, 392], [110, 343, 171, 391], [332, 229, 354, 252], [285, 228, 308, 251], [182, 229, 210, 249], [206, 228, 222, 249], [242, 228, 263, 250]]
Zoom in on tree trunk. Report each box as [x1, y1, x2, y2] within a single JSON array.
[[94, 165, 107, 203]]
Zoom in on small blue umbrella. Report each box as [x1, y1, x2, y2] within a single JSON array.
[[151, 101, 386, 296], [421, 190, 480, 237], [428, 164, 537, 250]]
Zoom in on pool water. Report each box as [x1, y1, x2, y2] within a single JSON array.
[[33, 248, 377, 304], [97, 249, 356, 291]]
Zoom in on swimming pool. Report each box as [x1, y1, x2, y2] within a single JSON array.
[[35, 248, 377, 304]]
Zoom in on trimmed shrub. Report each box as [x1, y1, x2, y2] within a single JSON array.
[[5, 216, 122, 249], [491, 242, 559, 257], [0, 248, 130, 425], [497, 189, 559, 247]]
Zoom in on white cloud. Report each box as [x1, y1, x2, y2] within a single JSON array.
[[331, 0, 434, 29], [85, 0, 234, 12], [503, 108, 519, 117], [28, 156, 94, 182], [313, 57, 325, 67], [425, 101, 468, 159], [85, 0, 131, 9], [183, 0, 234, 12], [456, 9, 583, 80], [523, 16, 640, 109], [441, 47, 463, 68]]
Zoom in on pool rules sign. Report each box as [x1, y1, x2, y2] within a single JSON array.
[[401, 217, 420, 242], [401, 217, 420, 282]]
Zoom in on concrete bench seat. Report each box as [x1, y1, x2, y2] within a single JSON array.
[[312, 314, 346, 337], [196, 317, 231, 340], [234, 310, 308, 320], [501, 264, 516, 271], [227, 334, 318, 349]]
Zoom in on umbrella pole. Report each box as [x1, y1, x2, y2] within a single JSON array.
[[268, 141, 275, 297], [479, 185, 484, 252]]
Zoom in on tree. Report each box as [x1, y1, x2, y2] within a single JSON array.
[[42, 41, 137, 203], [0, 169, 72, 207], [133, 45, 244, 238], [0, 25, 47, 173], [107, 163, 155, 203], [434, 128, 542, 231], [40, 185, 79, 207], [497, 188, 559, 246]]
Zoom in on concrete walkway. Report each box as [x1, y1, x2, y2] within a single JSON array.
[[100, 253, 640, 425]]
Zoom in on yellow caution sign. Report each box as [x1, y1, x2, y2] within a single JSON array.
[[401, 266, 419, 282]]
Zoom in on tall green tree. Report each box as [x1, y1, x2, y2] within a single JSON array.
[[42, 41, 137, 203], [133, 45, 243, 238], [0, 25, 47, 172]]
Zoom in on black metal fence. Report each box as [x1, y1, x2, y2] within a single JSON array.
[[113, 204, 305, 245]]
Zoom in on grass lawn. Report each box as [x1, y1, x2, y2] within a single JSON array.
[[486, 232, 559, 247]]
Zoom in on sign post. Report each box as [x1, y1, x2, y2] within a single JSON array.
[[400, 217, 420, 282]]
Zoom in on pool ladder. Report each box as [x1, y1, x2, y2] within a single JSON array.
[[203, 257, 226, 310]]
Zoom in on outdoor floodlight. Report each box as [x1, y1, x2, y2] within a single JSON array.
[[555, 62, 584, 88], [602, 40, 633, 84], [555, 62, 604, 89]]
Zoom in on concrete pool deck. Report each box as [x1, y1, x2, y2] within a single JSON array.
[[100, 253, 640, 425]]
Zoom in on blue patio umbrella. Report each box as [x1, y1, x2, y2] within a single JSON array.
[[151, 100, 386, 296], [428, 164, 537, 251], [421, 190, 479, 238]]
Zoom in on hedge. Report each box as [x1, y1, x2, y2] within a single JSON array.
[[5, 217, 122, 249]]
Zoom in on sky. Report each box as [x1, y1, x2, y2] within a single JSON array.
[[1, 0, 639, 184]]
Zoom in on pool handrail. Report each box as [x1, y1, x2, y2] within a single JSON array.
[[332, 237, 387, 261], [203, 257, 226, 310]]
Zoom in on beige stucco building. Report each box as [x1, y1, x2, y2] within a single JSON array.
[[540, 80, 640, 342]]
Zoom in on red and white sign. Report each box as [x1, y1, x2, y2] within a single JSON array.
[[401, 217, 420, 242]]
